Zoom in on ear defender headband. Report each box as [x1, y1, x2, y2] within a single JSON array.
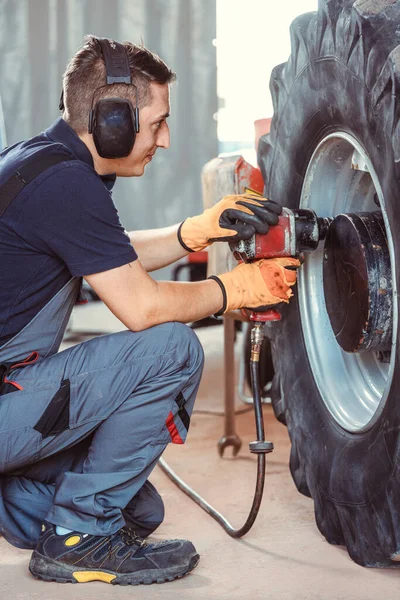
[[59, 37, 140, 159]]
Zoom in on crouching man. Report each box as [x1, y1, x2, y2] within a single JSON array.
[[0, 35, 298, 585]]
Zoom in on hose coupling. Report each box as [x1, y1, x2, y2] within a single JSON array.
[[249, 440, 274, 454], [250, 322, 264, 362]]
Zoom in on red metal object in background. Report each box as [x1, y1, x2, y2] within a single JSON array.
[[235, 156, 264, 196]]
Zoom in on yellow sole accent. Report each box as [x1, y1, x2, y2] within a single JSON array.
[[72, 571, 116, 583]]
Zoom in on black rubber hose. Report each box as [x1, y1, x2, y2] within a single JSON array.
[[158, 348, 267, 538]]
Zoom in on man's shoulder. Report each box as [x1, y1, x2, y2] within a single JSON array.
[[36, 162, 112, 210], [0, 136, 92, 189]]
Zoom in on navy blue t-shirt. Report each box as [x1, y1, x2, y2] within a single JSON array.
[[0, 118, 137, 346]]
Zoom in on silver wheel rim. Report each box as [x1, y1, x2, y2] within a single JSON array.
[[298, 132, 397, 433]]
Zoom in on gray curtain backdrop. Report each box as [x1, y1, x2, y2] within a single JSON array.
[[0, 0, 217, 279]]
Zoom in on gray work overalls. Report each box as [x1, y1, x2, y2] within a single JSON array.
[[0, 276, 204, 549]]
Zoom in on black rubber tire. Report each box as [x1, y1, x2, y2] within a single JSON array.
[[257, 0, 400, 567]]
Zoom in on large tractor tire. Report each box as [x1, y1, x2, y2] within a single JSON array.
[[258, 0, 400, 567]]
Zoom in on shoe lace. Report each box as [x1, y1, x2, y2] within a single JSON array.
[[104, 526, 147, 561], [120, 526, 148, 548]]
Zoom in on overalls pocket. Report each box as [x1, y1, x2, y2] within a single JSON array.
[[0, 379, 71, 473], [33, 379, 71, 438]]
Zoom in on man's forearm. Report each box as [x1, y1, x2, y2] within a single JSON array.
[[145, 278, 223, 327], [128, 224, 190, 271], [85, 259, 224, 331]]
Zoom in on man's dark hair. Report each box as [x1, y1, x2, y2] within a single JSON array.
[[62, 35, 176, 134]]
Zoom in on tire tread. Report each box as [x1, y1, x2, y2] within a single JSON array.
[[258, 0, 400, 567]]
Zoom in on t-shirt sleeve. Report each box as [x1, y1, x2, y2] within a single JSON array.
[[17, 163, 137, 276]]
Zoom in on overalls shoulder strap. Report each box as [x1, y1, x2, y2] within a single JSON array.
[[0, 150, 75, 218], [0, 149, 81, 385]]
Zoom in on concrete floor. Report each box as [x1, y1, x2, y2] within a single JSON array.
[[1, 320, 400, 599]]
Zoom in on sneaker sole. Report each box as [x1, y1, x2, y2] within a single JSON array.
[[29, 550, 200, 585]]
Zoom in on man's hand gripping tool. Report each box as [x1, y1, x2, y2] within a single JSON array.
[[231, 206, 332, 318]]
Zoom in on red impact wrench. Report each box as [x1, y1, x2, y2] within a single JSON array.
[[231, 204, 332, 449]]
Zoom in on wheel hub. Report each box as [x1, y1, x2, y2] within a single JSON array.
[[298, 131, 397, 432], [323, 212, 393, 353]]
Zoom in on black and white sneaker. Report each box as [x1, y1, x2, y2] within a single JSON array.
[[29, 522, 200, 585]]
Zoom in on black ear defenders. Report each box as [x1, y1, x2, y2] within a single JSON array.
[[59, 37, 140, 159]]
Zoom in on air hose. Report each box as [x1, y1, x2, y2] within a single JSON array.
[[158, 320, 273, 538]]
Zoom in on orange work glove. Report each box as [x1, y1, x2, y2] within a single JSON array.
[[209, 257, 300, 315], [178, 194, 282, 252]]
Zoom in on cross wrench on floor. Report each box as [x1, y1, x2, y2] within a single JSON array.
[[217, 314, 242, 457]]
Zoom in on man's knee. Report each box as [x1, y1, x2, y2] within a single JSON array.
[[169, 323, 204, 375], [118, 322, 204, 375]]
